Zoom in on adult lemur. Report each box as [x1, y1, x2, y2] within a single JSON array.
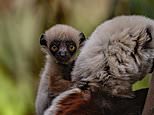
[[35, 24, 86, 115], [44, 15, 154, 115], [72, 15, 154, 98]]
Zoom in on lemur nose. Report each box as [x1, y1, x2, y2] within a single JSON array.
[[59, 51, 67, 57]]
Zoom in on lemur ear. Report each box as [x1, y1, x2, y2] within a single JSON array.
[[79, 32, 86, 47], [40, 34, 47, 46]]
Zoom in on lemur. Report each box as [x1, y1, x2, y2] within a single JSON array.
[[35, 24, 86, 115]]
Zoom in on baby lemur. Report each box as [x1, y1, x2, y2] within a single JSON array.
[[35, 24, 86, 115]]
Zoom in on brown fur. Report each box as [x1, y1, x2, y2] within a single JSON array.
[[35, 24, 86, 115], [55, 90, 92, 115], [44, 88, 105, 115], [44, 88, 148, 115]]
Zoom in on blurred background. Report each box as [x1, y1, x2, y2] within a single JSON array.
[[0, 0, 154, 115]]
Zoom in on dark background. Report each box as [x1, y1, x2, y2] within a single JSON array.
[[0, 0, 153, 115]]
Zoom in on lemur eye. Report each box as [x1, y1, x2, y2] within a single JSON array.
[[69, 45, 75, 51], [51, 45, 58, 52]]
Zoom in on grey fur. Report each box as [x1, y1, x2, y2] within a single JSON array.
[[35, 24, 86, 115], [72, 15, 154, 98], [44, 88, 81, 115]]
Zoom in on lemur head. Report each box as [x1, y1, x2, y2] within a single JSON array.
[[40, 24, 86, 64]]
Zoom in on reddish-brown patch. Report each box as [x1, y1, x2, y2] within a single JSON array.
[[54, 90, 100, 115]]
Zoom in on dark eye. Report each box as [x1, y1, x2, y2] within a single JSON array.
[[69, 45, 75, 52], [51, 45, 58, 52]]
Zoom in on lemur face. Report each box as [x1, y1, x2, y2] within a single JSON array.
[[39, 25, 86, 63], [49, 40, 77, 63]]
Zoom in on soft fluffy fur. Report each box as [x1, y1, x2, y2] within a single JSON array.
[[44, 88, 148, 115], [35, 24, 86, 115], [72, 15, 154, 98]]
